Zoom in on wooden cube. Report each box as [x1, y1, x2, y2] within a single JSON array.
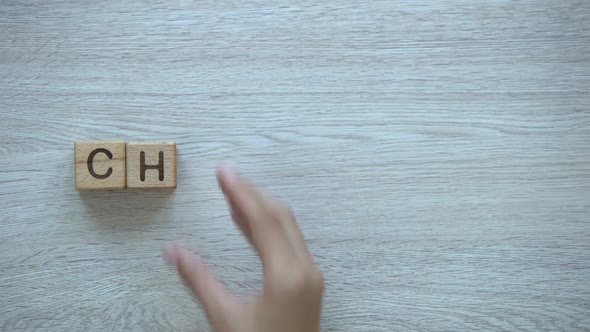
[[126, 142, 177, 189], [75, 141, 127, 191]]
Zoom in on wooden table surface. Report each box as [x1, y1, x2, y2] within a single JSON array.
[[1, 1, 589, 331]]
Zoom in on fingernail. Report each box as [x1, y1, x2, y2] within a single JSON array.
[[162, 243, 178, 265], [220, 163, 237, 184]]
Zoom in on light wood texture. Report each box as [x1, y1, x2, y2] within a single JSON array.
[[74, 141, 126, 191], [1, 1, 589, 331], [126, 142, 177, 190]]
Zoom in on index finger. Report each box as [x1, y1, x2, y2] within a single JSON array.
[[217, 165, 295, 270]]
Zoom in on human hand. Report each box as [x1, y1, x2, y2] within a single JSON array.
[[163, 165, 324, 332]]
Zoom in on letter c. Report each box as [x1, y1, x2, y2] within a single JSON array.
[[87, 148, 113, 179]]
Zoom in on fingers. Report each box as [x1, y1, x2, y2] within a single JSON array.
[[217, 167, 312, 264], [216, 165, 295, 270], [162, 243, 237, 325], [266, 196, 314, 264]]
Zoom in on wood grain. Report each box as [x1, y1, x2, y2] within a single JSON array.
[[1, 0, 589, 331]]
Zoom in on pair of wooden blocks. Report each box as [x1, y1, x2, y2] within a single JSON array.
[[75, 141, 176, 191]]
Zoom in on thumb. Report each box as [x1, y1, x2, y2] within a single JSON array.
[[163, 243, 238, 327]]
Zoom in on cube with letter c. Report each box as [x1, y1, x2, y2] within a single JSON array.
[[75, 141, 127, 191]]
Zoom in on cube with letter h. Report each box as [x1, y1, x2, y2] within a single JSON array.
[[75, 141, 176, 191], [126, 142, 176, 189]]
